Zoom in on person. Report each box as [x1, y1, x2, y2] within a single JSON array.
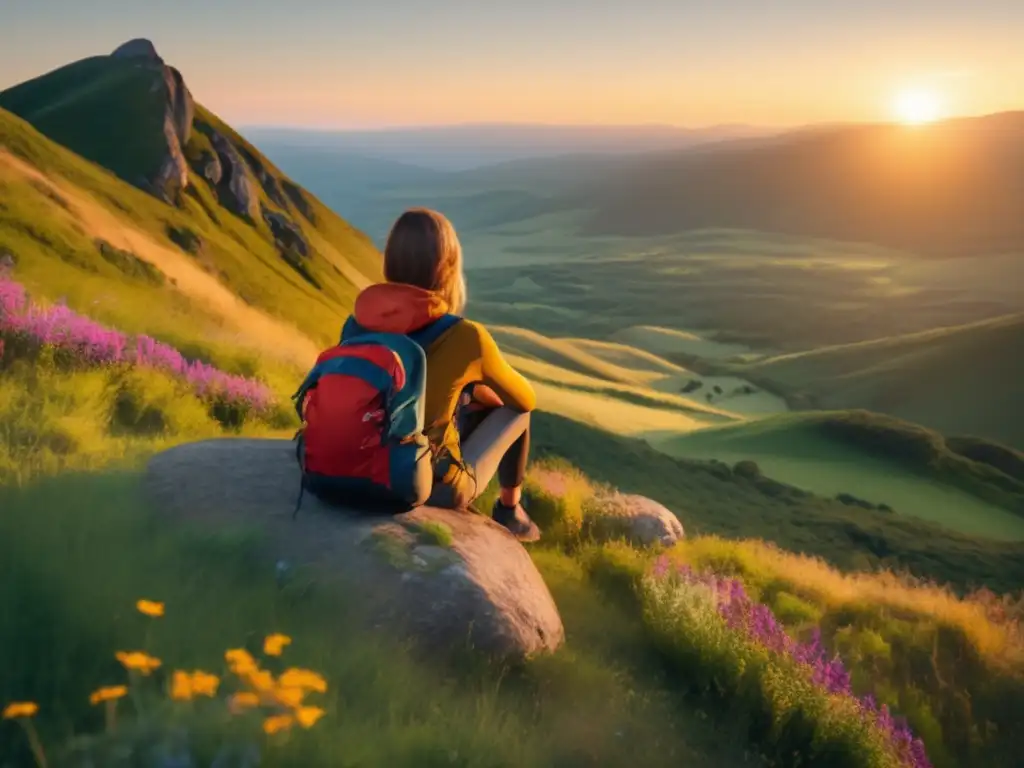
[[345, 207, 541, 542]]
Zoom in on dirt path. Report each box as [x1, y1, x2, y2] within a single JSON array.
[[0, 150, 320, 368]]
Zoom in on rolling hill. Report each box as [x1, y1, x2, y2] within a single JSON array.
[[578, 113, 1024, 257], [740, 313, 1024, 448]]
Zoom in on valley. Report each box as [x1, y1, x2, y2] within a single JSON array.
[[2, 33, 1023, 768]]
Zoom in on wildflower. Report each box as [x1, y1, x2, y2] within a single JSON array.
[[190, 670, 220, 697], [295, 706, 325, 729], [278, 668, 327, 694], [245, 669, 276, 693], [273, 687, 306, 709], [263, 633, 291, 657], [229, 692, 261, 713], [226, 648, 258, 675], [170, 671, 194, 701], [2, 701, 38, 719], [116, 651, 162, 675], [2, 700, 46, 768], [136, 599, 165, 617], [262, 714, 294, 735], [89, 686, 128, 706]]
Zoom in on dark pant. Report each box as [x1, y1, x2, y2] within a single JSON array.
[[427, 407, 531, 510]]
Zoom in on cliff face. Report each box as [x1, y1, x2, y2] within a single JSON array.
[[0, 39, 368, 289], [109, 38, 195, 202]]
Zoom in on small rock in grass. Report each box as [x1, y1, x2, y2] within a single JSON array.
[[585, 492, 685, 548]]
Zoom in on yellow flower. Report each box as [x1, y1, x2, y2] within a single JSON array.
[[295, 706, 325, 729], [273, 686, 306, 709], [136, 599, 165, 618], [262, 713, 294, 735], [263, 633, 292, 657], [89, 686, 128, 706], [225, 648, 258, 675], [189, 670, 220, 697], [170, 670, 221, 701], [116, 651, 162, 676], [277, 668, 327, 694], [229, 692, 260, 713], [2, 701, 38, 719], [245, 669, 276, 693], [170, 671, 194, 701]]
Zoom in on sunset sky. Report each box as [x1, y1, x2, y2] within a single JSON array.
[[2, 0, 1022, 129]]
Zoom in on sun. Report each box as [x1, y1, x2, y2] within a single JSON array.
[[892, 88, 944, 125]]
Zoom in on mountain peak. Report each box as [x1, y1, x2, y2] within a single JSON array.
[[111, 38, 163, 63]]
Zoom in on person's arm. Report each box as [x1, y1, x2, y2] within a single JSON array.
[[476, 325, 536, 412]]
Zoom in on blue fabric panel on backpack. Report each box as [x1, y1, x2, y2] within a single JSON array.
[[342, 332, 427, 439], [340, 315, 364, 343], [388, 440, 431, 504], [408, 314, 462, 351]]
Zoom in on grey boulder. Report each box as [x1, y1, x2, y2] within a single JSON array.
[[144, 438, 565, 661], [585, 491, 685, 548]]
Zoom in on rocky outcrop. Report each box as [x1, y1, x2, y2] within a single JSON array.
[[209, 132, 258, 219], [111, 38, 163, 62], [261, 205, 310, 259], [282, 180, 317, 224], [109, 39, 194, 203], [145, 439, 565, 661], [195, 149, 222, 185], [585, 492, 685, 548]]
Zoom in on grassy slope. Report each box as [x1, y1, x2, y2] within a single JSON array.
[[739, 313, 1024, 449], [531, 412, 1024, 594], [660, 412, 1024, 541], [0, 56, 382, 357]]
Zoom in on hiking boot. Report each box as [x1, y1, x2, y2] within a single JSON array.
[[491, 500, 541, 543]]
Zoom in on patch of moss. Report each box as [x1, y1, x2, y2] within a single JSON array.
[[403, 520, 454, 549]]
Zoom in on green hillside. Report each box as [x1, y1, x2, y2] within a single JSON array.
[[741, 314, 1024, 448], [0, 53, 382, 364]]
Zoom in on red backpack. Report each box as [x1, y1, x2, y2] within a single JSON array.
[[290, 314, 462, 515]]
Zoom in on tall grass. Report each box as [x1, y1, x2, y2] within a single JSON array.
[[1, 272, 275, 416], [659, 537, 1024, 767], [0, 472, 753, 768]]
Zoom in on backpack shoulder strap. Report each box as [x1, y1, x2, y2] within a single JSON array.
[[408, 314, 463, 351], [340, 315, 365, 343]]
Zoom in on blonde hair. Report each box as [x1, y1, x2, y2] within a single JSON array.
[[383, 208, 467, 313]]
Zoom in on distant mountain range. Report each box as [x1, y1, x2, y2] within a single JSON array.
[[575, 112, 1024, 257], [241, 122, 773, 171], [251, 111, 1024, 259]]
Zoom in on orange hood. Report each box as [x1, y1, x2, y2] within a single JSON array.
[[352, 283, 449, 334]]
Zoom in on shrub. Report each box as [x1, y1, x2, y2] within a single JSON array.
[[666, 536, 1024, 767], [0, 272, 274, 421], [641, 558, 931, 767], [733, 460, 762, 479], [109, 367, 216, 437], [522, 459, 595, 543]]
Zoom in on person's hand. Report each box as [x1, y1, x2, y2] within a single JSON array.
[[466, 383, 503, 411]]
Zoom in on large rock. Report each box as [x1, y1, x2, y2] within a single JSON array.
[[261, 205, 310, 259], [585, 491, 685, 548], [145, 438, 564, 661], [209, 132, 259, 219], [109, 39, 194, 202]]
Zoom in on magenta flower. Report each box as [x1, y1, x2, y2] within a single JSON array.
[[0, 274, 274, 415], [651, 556, 931, 768]]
